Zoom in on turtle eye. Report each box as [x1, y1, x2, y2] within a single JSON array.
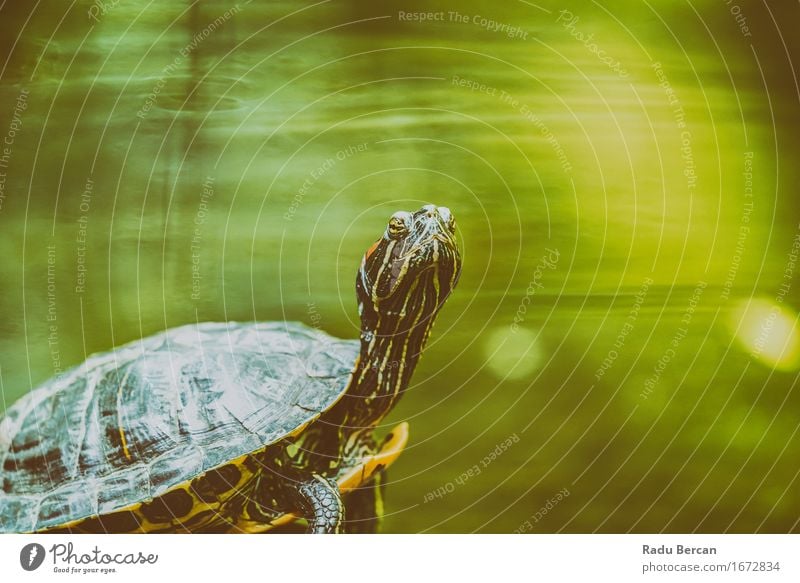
[[438, 206, 456, 233], [387, 211, 412, 239]]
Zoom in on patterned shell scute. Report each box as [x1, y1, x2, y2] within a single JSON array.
[[0, 322, 359, 532]]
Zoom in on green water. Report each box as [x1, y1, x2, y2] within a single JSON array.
[[0, 0, 798, 533]]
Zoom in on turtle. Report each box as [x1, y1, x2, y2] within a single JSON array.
[[0, 204, 461, 534]]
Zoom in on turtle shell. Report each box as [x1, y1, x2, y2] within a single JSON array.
[[0, 321, 358, 533]]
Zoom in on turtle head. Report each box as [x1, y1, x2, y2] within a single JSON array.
[[356, 204, 461, 343], [338, 204, 461, 426]]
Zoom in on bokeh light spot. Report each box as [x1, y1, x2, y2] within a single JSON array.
[[729, 298, 800, 372], [483, 326, 544, 380]]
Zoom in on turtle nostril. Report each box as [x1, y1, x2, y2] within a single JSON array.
[[421, 204, 437, 217]]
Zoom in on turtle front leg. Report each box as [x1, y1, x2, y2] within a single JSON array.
[[295, 474, 344, 534]]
